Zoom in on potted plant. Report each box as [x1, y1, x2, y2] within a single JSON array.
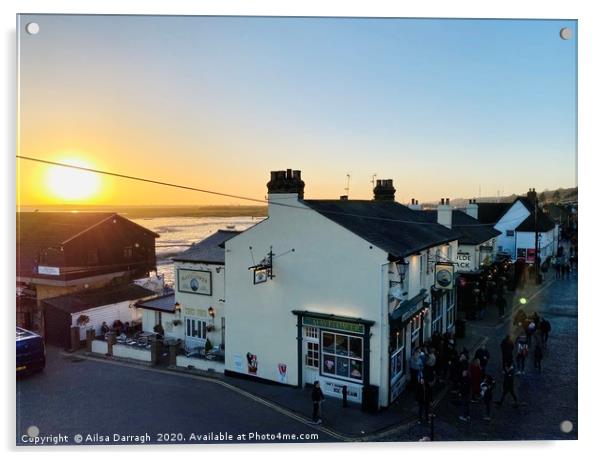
[[206, 324, 215, 332], [172, 319, 182, 326], [76, 314, 91, 328], [205, 339, 213, 355]]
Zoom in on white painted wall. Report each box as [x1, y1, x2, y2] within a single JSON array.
[[494, 201, 531, 258], [174, 261, 226, 349], [225, 194, 389, 405], [516, 229, 556, 261], [72, 300, 143, 340], [91, 339, 108, 354]]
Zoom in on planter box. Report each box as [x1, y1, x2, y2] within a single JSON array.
[[176, 355, 225, 373], [91, 339, 108, 355], [113, 344, 152, 362]]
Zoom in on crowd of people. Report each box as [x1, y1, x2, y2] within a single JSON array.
[[412, 311, 552, 424]]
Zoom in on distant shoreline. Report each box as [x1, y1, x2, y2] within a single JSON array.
[[17, 205, 268, 219]]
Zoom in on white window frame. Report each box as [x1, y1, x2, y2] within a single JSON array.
[[432, 299, 443, 334], [390, 328, 406, 381], [446, 293, 455, 330], [305, 341, 319, 369], [185, 316, 208, 340]]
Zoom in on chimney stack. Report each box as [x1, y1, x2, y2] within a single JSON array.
[[437, 197, 453, 229], [373, 179, 396, 201], [466, 198, 478, 219], [409, 198, 422, 211], [267, 169, 305, 199], [527, 188, 537, 205]]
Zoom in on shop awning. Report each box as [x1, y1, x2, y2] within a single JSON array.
[[390, 289, 428, 322]]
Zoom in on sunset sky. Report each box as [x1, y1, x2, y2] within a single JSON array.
[[17, 15, 577, 206]]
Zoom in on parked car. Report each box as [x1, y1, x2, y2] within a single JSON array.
[[16, 327, 46, 376]]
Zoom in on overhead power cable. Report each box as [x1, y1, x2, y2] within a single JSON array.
[[17, 155, 546, 229]]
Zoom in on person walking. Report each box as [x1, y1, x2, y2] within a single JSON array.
[[415, 377, 432, 424], [496, 364, 519, 408], [311, 380, 325, 424], [500, 335, 514, 369], [458, 370, 471, 422], [469, 358, 483, 402], [475, 344, 491, 373], [516, 334, 528, 375], [409, 349, 423, 391], [480, 374, 495, 421]]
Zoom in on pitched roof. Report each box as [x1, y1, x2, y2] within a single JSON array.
[[172, 230, 241, 264], [302, 200, 459, 259], [42, 284, 156, 314], [515, 212, 556, 232], [134, 293, 176, 313], [474, 202, 512, 224], [419, 210, 501, 245], [16, 212, 159, 277]]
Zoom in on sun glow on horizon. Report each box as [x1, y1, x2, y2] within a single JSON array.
[[45, 157, 102, 202]]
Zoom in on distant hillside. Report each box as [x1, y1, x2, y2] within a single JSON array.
[[446, 187, 577, 208]]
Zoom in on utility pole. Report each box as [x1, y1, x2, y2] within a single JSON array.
[[534, 195, 542, 285], [345, 174, 351, 197]]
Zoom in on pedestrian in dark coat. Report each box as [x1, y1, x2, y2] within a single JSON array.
[[475, 344, 490, 372], [311, 381, 325, 424], [469, 358, 483, 402], [415, 377, 432, 424], [458, 370, 471, 422], [500, 335, 514, 368], [496, 365, 519, 408], [540, 318, 551, 345]]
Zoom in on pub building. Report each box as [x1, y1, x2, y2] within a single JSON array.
[[416, 200, 502, 319], [224, 171, 459, 409]]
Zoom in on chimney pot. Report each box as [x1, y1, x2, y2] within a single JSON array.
[[267, 169, 305, 198], [340, 195, 348, 201], [373, 178, 396, 201], [446, 198, 450, 205]]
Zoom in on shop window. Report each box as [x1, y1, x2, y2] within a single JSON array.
[[432, 300, 443, 334], [321, 331, 363, 382], [446, 298, 455, 330], [517, 248, 527, 258]]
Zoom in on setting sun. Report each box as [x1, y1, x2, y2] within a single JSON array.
[[45, 157, 101, 201]]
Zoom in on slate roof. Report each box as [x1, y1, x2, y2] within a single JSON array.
[[172, 230, 241, 264], [42, 284, 156, 314], [515, 213, 556, 232], [302, 200, 459, 259], [474, 202, 512, 224], [419, 210, 501, 246], [134, 293, 176, 313]]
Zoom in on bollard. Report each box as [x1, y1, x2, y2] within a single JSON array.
[[70, 326, 80, 351], [150, 339, 159, 364], [106, 332, 116, 356], [342, 385, 348, 408], [85, 328, 95, 352], [168, 342, 178, 366]]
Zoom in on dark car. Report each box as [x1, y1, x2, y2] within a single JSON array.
[[16, 327, 46, 376]]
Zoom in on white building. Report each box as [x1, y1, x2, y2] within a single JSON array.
[[417, 199, 501, 273], [470, 190, 558, 262], [137, 230, 239, 354], [224, 171, 459, 409]]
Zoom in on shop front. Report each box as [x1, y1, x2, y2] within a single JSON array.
[[388, 289, 430, 404], [292, 311, 374, 404]]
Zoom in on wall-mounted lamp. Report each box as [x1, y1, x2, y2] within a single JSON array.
[[175, 302, 181, 317], [208, 306, 215, 319], [390, 259, 409, 287], [215, 267, 222, 273]]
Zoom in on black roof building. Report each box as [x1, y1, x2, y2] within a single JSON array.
[[302, 200, 460, 259], [474, 202, 512, 224], [418, 210, 501, 246], [172, 229, 241, 264]]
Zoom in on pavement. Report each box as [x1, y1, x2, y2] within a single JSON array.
[[16, 268, 577, 444]]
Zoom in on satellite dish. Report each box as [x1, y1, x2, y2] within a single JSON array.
[[390, 286, 404, 300]]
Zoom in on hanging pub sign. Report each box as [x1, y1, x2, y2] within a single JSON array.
[[249, 247, 274, 285], [435, 263, 454, 290]]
